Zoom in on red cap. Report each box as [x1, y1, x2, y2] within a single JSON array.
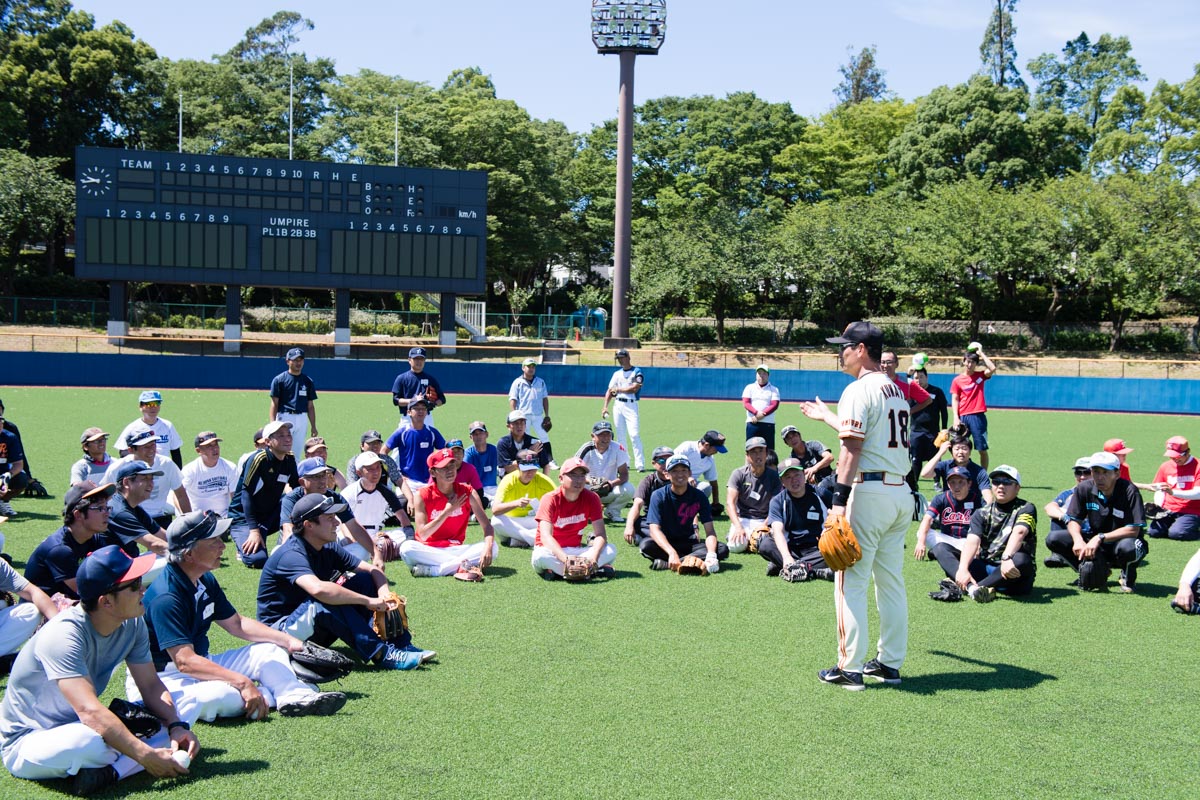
[[558, 456, 589, 475], [1103, 438, 1133, 455], [426, 448, 456, 470], [1165, 436, 1189, 457]]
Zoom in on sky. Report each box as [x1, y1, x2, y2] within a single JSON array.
[[87, 0, 1200, 135]]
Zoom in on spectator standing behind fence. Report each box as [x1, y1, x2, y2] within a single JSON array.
[[950, 344, 997, 470], [269, 348, 317, 462]]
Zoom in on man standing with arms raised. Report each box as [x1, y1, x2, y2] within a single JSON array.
[[802, 321, 912, 690]]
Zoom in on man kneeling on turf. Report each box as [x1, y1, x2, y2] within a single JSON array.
[[257, 494, 435, 671], [952, 465, 1038, 603], [642, 455, 726, 573], [759, 458, 834, 582], [132, 511, 347, 722], [532, 457, 616, 578]]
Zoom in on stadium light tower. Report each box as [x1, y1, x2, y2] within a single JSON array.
[[592, 1, 666, 345]]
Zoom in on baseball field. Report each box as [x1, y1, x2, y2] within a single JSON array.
[[0, 384, 1194, 799]]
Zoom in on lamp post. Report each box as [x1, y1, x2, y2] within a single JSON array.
[[592, 1, 666, 346]]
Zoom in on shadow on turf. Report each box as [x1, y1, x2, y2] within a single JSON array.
[[46, 747, 270, 795], [898, 650, 1056, 694]]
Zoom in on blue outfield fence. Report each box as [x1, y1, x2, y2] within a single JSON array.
[[4, 352, 1199, 416]]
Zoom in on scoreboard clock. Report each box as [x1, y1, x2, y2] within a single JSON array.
[[74, 146, 488, 294]]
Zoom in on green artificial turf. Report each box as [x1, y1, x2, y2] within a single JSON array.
[[0, 385, 1196, 799]]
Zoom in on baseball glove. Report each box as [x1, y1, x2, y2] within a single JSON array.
[[425, 385, 440, 404], [1077, 551, 1111, 591], [818, 514, 862, 571], [563, 555, 596, 582], [674, 555, 709, 576], [373, 592, 410, 641], [23, 478, 48, 498], [934, 429, 950, 448], [375, 534, 401, 563], [0, 592, 14, 609], [541, 417, 552, 432], [1143, 502, 1169, 522], [747, 524, 769, 554], [587, 477, 613, 497], [780, 561, 809, 583], [108, 698, 162, 739], [290, 641, 354, 683], [709, 501, 725, 517]]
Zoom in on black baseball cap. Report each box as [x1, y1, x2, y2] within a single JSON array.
[[701, 430, 727, 453], [615, 349, 630, 358], [360, 429, 383, 444], [826, 321, 884, 350], [167, 510, 232, 554], [64, 481, 116, 511], [291, 494, 348, 526], [651, 446, 675, 461]]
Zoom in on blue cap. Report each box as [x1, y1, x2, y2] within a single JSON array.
[[298, 457, 333, 477], [126, 426, 157, 447], [138, 390, 162, 404], [946, 465, 972, 481], [408, 347, 427, 359], [76, 545, 156, 603], [665, 455, 692, 472], [113, 460, 163, 483], [702, 430, 728, 453], [286, 347, 305, 360]]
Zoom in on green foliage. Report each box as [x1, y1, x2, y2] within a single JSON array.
[[0, 149, 73, 292], [1028, 32, 1144, 132], [1092, 66, 1200, 180], [979, 0, 1025, 91], [835, 45, 889, 106]]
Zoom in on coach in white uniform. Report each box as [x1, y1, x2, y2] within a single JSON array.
[[269, 347, 317, 461], [802, 321, 912, 691], [601, 349, 645, 472], [508, 358, 555, 469]]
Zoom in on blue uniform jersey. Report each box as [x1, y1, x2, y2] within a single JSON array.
[[385, 425, 446, 484], [270, 371, 317, 414], [257, 534, 360, 626], [144, 562, 237, 671]]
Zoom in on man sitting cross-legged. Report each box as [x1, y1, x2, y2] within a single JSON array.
[[641, 455, 727, 574], [130, 510, 346, 722], [531, 457, 616, 579], [757, 458, 834, 582]]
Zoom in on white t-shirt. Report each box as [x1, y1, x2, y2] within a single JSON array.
[[117, 417, 183, 459], [674, 439, 718, 483], [837, 371, 912, 476], [742, 381, 781, 423], [102, 453, 183, 518], [181, 457, 239, 515], [578, 441, 629, 482]]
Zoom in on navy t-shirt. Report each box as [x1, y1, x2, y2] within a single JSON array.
[[0, 428, 25, 474], [106, 493, 156, 556], [932, 460, 992, 493], [391, 370, 446, 409], [647, 485, 712, 541], [24, 526, 118, 599], [270, 371, 317, 414], [765, 489, 826, 549], [144, 563, 237, 671], [924, 487, 983, 538], [257, 534, 360, 626]]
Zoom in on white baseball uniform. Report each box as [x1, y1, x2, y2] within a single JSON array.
[[607, 365, 645, 470], [833, 371, 913, 673]]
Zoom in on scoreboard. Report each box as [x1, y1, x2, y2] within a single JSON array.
[[74, 146, 488, 294]]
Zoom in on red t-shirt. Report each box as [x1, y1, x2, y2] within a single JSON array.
[[1154, 457, 1200, 515], [894, 377, 930, 405], [533, 488, 603, 549], [951, 372, 990, 416], [456, 461, 483, 492], [418, 481, 474, 547]]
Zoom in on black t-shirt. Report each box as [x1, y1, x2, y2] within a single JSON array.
[[790, 441, 833, 482], [765, 489, 826, 549], [969, 498, 1037, 562], [1064, 478, 1145, 539], [910, 385, 949, 437], [634, 472, 669, 510], [497, 434, 550, 470]]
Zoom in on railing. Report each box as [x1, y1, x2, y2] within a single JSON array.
[[1, 330, 1197, 378]]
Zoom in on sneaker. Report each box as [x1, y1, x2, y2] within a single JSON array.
[[72, 765, 118, 796], [1170, 599, 1200, 615], [402, 644, 438, 663], [0, 500, 15, 517], [969, 584, 996, 603], [410, 564, 437, 577], [547, 461, 560, 471], [812, 567, 836, 582], [605, 513, 626, 524], [1044, 553, 1070, 568], [501, 537, 530, 549], [704, 555, 720, 574], [540, 569, 563, 581], [766, 563, 781, 577], [650, 558, 670, 571], [278, 691, 348, 717], [862, 658, 901, 685], [929, 579, 963, 602], [376, 644, 422, 670], [595, 564, 615, 578], [818, 666, 864, 691], [1117, 570, 1135, 593]]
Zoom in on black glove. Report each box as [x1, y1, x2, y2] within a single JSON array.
[[290, 642, 354, 683], [108, 698, 162, 738], [24, 478, 48, 498]]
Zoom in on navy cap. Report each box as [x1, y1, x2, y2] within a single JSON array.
[[826, 321, 884, 350], [408, 347, 427, 359], [64, 481, 116, 511], [126, 427, 157, 447], [286, 347, 305, 360], [113, 460, 163, 483], [76, 545, 156, 603], [615, 349, 630, 358], [167, 510, 232, 554], [291, 493, 348, 527], [946, 465, 972, 481], [702, 430, 728, 453], [592, 420, 614, 434], [665, 455, 692, 472]]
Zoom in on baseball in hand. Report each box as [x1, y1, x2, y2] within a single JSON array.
[[172, 750, 192, 769], [248, 706, 263, 720]]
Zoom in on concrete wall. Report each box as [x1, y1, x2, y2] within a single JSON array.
[[6, 351, 1196, 415]]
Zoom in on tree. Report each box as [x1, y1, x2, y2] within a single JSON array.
[[1092, 67, 1200, 181], [311, 69, 443, 167], [1028, 33, 1144, 132], [979, 0, 1025, 91], [835, 45, 888, 106], [888, 76, 1085, 198], [0, 149, 73, 293]]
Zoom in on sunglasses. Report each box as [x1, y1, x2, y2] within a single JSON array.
[[111, 577, 143, 594], [1073, 469, 1090, 477], [992, 478, 1018, 487], [654, 458, 669, 465], [141, 402, 161, 408]]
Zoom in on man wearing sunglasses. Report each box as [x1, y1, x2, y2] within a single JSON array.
[[25, 482, 120, 604], [133, 511, 346, 724], [953, 465, 1038, 603], [623, 446, 675, 546], [1043, 457, 1093, 568], [116, 391, 183, 469], [0, 545, 197, 796], [1048, 451, 1149, 593]]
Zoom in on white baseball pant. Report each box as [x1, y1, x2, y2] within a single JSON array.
[[727, 515, 768, 553], [532, 543, 618, 575], [398, 540, 500, 576], [493, 514, 539, 547], [0, 603, 43, 656], [277, 411, 309, 461], [612, 400, 644, 469], [3, 722, 169, 781]]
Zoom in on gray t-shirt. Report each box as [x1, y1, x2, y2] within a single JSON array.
[[727, 465, 782, 520], [0, 558, 28, 594], [0, 605, 151, 755]]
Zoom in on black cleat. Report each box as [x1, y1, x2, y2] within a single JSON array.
[[72, 765, 118, 797], [862, 658, 901, 685]]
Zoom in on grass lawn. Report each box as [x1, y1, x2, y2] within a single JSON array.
[[0, 385, 1196, 799]]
